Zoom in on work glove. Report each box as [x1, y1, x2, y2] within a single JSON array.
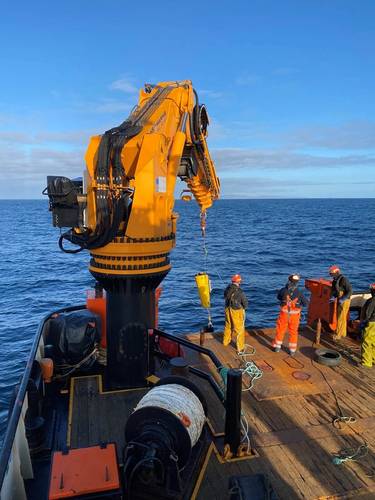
[[338, 298, 346, 305], [329, 297, 336, 303]]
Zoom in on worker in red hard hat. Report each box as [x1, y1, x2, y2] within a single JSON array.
[[329, 265, 352, 340], [359, 283, 375, 368], [223, 274, 248, 353], [272, 274, 308, 355]]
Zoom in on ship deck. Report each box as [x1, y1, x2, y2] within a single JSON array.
[[22, 324, 375, 500], [184, 326, 375, 499]]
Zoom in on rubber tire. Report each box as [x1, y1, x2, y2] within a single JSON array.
[[315, 348, 342, 367]]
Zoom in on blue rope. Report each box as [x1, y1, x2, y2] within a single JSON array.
[[218, 344, 263, 394], [238, 344, 262, 391], [240, 360, 263, 391], [332, 444, 368, 465], [219, 367, 230, 389]]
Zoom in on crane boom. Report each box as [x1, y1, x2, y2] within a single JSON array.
[[46, 80, 220, 388]]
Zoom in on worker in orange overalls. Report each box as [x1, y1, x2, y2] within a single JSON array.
[[272, 274, 308, 355]]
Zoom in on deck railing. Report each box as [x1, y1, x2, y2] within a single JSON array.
[[0, 305, 85, 499]]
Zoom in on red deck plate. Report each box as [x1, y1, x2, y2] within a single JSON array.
[[49, 444, 120, 499]]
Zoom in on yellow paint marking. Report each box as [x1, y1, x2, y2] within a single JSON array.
[[191, 442, 214, 500], [146, 374, 160, 384]]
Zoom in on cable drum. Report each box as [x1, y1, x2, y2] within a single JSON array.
[[133, 384, 205, 447]]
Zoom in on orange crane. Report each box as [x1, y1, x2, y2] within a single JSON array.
[[46, 80, 220, 387]]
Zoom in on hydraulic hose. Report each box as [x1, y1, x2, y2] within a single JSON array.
[[59, 193, 128, 253]]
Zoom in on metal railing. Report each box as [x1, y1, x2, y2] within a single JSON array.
[[0, 305, 85, 494]]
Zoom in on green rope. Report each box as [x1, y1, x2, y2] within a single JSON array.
[[240, 361, 262, 391], [332, 444, 368, 465], [238, 345, 262, 391], [219, 367, 230, 388], [218, 345, 263, 394]]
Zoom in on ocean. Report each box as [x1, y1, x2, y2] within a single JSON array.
[[0, 198, 374, 442]]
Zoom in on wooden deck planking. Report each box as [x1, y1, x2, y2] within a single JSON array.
[[69, 376, 148, 463], [65, 327, 374, 499], [186, 327, 375, 499]]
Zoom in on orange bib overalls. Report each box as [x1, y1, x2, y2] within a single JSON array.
[[272, 296, 301, 353]]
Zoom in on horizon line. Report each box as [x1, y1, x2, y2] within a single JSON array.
[[1, 197, 375, 201]]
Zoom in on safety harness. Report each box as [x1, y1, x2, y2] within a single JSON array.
[[281, 294, 301, 315]]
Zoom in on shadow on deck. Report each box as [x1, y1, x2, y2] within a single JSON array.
[[184, 326, 375, 499]]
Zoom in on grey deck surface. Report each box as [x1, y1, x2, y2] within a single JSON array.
[[68, 375, 147, 464]]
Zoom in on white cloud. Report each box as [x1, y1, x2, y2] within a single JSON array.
[[1, 115, 375, 198], [109, 76, 138, 93], [235, 74, 260, 86], [35, 130, 92, 144], [285, 120, 375, 150], [0, 133, 85, 197], [73, 98, 133, 114], [93, 99, 133, 114], [198, 89, 223, 99], [0, 130, 91, 146], [0, 131, 31, 144], [0, 144, 84, 200], [219, 176, 375, 198], [213, 148, 375, 170]]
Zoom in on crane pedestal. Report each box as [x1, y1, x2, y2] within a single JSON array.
[[94, 273, 166, 389]]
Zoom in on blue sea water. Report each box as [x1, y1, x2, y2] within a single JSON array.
[[0, 198, 374, 442]]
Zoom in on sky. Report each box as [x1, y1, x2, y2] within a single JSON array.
[[0, 0, 374, 198]]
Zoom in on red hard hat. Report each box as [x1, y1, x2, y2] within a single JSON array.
[[329, 265, 340, 274], [370, 283, 375, 290], [231, 274, 242, 283]]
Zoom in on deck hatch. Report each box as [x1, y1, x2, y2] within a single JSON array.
[[49, 443, 120, 499]]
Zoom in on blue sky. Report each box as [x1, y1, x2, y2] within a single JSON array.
[[0, 0, 374, 198]]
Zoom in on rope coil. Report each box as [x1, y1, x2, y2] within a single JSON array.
[[238, 345, 263, 391], [218, 345, 263, 394], [53, 347, 99, 379], [332, 444, 368, 465]]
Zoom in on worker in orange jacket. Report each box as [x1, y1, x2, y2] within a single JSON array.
[[272, 274, 308, 355]]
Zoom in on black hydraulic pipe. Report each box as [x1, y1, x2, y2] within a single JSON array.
[[224, 369, 242, 455], [153, 329, 222, 370], [188, 366, 225, 403]]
